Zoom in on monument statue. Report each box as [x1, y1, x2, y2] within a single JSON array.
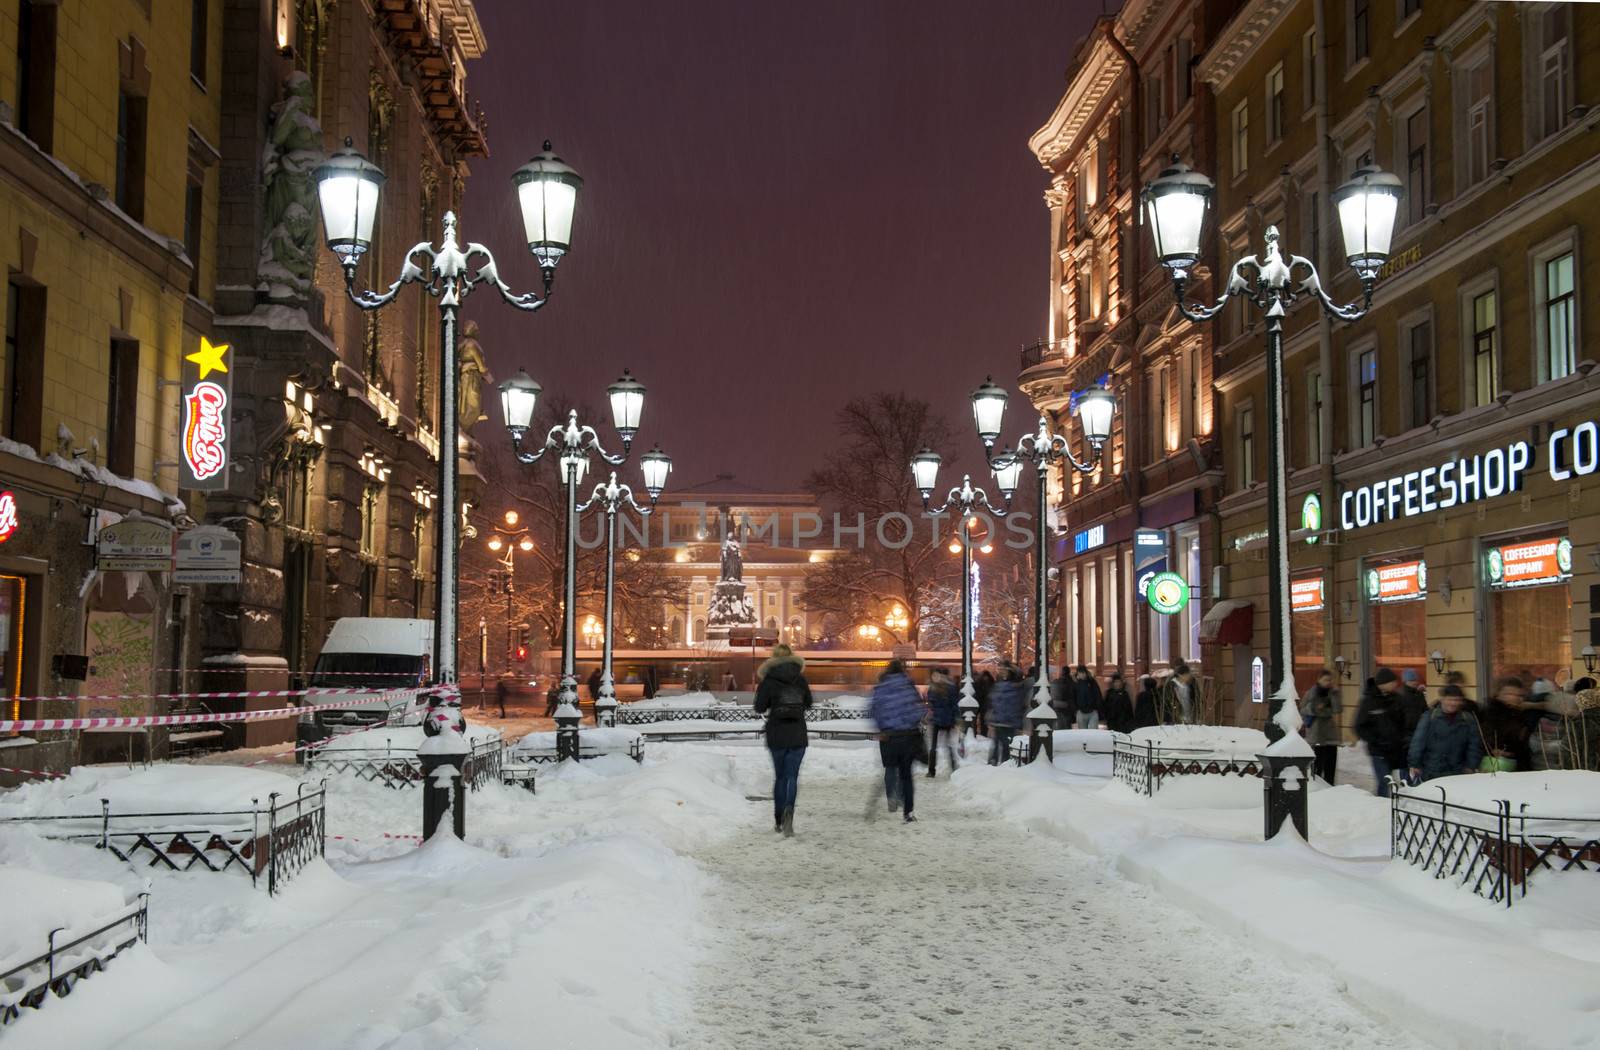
[[706, 514, 754, 635], [719, 527, 743, 582], [457, 320, 491, 430], [257, 73, 324, 303]]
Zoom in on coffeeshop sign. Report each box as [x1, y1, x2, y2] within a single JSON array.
[[1338, 421, 1600, 532]]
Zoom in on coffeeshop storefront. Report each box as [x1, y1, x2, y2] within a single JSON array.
[[1328, 409, 1595, 696]]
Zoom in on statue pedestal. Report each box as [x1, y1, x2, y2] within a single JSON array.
[[706, 579, 755, 638]]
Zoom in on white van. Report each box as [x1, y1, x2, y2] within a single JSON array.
[[297, 618, 433, 749]]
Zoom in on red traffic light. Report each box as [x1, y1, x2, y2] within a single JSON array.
[[514, 644, 529, 662]]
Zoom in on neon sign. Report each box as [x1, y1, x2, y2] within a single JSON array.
[[179, 337, 232, 490], [0, 490, 18, 543]]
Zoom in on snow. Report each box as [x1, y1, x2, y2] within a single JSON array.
[[1410, 769, 1600, 814], [0, 765, 304, 821], [1049, 728, 1120, 776], [0, 866, 127, 968], [509, 727, 642, 756], [623, 692, 732, 709], [316, 723, 500, 754], [1128, 724, 1268, 757]]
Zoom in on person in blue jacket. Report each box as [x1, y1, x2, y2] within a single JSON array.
[[871, 660, 926, 822], [1407, 685, 1483, 784], [987, 661, 1026, 765], [925, 666, 960, 778]]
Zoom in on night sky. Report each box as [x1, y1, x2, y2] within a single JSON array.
[[461, 1, 1098, 488]]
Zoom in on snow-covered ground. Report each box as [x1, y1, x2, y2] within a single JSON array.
[[314, 723, 503, 753], [0, 736, 1595, 1048]]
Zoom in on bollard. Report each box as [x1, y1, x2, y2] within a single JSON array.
[[553, 678, 582, 761], [419, 726, 469, 840], [1258, 751, 1312, 841], [594, 693, 618, 728]]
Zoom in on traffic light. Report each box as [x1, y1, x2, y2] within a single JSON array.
[[515, 643, 529, 662]]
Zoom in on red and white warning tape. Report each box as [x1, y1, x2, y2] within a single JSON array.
[[8, 686, 422, 705], [152, 668, 428, 678], [0, 685, 459, 734], [0, 765, 70, 780]]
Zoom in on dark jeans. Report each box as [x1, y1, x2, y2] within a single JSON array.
[[1312, 744, 1337, 784], [927, 724, 957, 776], [882, 733, 920, 815], [989, 726, 1015, 765], [770, 745, 806, 822], [1370, 754, 1394, 798]]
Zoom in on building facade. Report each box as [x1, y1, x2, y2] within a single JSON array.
[[1024, 0, 1230, 688], [1201, 0, 1600, 733], [204, 0, 488, 741], [1, 0, 224, 771]]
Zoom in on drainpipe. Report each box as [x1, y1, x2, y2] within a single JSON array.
[[1313, 0, 1338, 679], [1101, 20, 1148, 673]]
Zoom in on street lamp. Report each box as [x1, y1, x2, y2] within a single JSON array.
[[915, 449, 1010, 742], [485, 510, 536, 682], [498, 370, 653, 759], [972, 376, 1114, 761], [1142, 157, 1399, 736], [579, 455, 670, 726], [582, 616, 603, 649], [314, 138, 582, 722]]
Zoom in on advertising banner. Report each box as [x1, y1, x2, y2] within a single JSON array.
[[1133, 529, 1166, 603], [1291, 575, 1324, 613], [1486, 536, 1572, 589], [1365, 560, 1426, 604], [179, 336, 233, 491]]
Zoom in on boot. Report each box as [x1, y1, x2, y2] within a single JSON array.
[[781, 808, 795, 838]]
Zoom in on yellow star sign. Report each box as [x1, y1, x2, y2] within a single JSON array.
[[186, 337, 230, 380]]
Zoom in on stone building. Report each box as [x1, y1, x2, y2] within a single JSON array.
[[0, 0, 223, 771], [204, 0, 488, 741], [1023, 0, 1228, 685], [1201, 0, 1600, 730]]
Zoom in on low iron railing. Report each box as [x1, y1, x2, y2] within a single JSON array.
[[1390, 783, 1600, 907], [306, 735, 504, 790], [0, 782, 327, 895], [0, 895, 149, 1025], [509, 735, 646, 765], [615, 702, 870, 725], [1111, 738, 1262, 797]]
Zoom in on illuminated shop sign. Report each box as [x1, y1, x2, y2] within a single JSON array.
[[1291, 575, 1324, 613], [1073, 524, 1106, 555], [1301, 494, 1321, 544], [180, 337, 233, 491], [1339, 441, 1531, 531], [1147, 572, 1189, 615], [1134, 529, 1166, 602], [0, 490, 17, 543], [1485, 536, 1572, 589], [1365, 560, 1426, 604]]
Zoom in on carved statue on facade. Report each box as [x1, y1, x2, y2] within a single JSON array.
[[257, 72, 324, 303], [457, 320, 491, 429]]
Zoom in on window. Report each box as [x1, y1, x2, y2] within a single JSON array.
[[1085, 563, 1098, 666], [1149, 365, 1168, 462], [183, 175, 203, 297], [1471, 287, 1500, 406], [1231, 101, 1249, 176], [1266, 63, 1286, 144], [283, 540, 310, 668], [1176, 36, 1193, 107], [1406, 320, 1432, 429], [1399, 0, 1421, 22], [1147, 70, 1166, 144], [1238, 401, 1255, 488], [2, 280, 44, 447], [1305, 189, 1321, 266], [1457, 52, 1493, 189], [1350, 0, 1370, 64], [360, 485, 379, 557], [114, 91, 148, 221], [1402, 106, 1428, 225], [360, 563, 378, 617], [1531, 4, 1572, 142], [1358, 348, 1378, 446], [106, 338, 140, 475], [1076, 262, 1093, 324], [1083, 143, 1099, 210], [190, 0, 208, 85], [15, 0, 56, 152], [1539, 249, 1577, 383], [1105, 556, 1119, 668], [1301, 29, 1318, 111], [1307, 369, 1324, 465]]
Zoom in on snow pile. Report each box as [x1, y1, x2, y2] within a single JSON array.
[[0, 765, 304, 821], [1128, 724, 1268, 758], [1410, 769, 1600, 814], [822, 694, 870, 714], [0, 866, 128, 968], [510, 727, 643, 757], [1049, 728, 1122, 776], [315, 723, 501, 753], [623, 692, 730, 710]]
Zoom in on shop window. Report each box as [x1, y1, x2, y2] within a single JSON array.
[[105, 337, 140, 475], [1180, 530, 1202, 662], [189, 0, 207, 86], [1292, 573, 1327, 694], [1400, 104, 1428, 227], [1349, 0, 1371, 65], [1365, 557, 1426, 684], [1265, 63, 1285, 145], [115, 90, 148, 222], [1455, 49, 1493, 191], [1485, 535, 1573, 685], [1527, 4, 1572, 144], [0, 574, 26, 732], [1231, 100, 1249, 177], [2, 279, 44, 448], [15, 0, 56, 152], [1237, 401, 1255, 489], [1356, 347, 1378, 447], [1301, 29, 1317, 111], [1535, 244, 1577, 383], [1085, 562, 1098, 667], [1105, 556, 1119, 668]]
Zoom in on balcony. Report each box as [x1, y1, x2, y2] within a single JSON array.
[[1018, 339, 1077, 412], [376, 0, 488, 158]]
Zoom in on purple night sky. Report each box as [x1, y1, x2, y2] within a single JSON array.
[[460, 1, 1098, 488]]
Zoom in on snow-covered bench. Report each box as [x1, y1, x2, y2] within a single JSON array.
[[509, 728, 645, 765]]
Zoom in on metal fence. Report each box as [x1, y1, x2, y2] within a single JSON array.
[[0, 782, 327, 895], [510, 735, 646, 765], [306, 735, 504, 790], [1390, 784, 1600, 907], [0, 894, 148, 1025], [615, 702, 869, 725], [1111, 738, 1262, 797]]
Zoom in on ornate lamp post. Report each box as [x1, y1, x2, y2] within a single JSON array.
[[313, 139, 582, 717], [914, 451, 1021, 741], [498, 369, 651, 759], [970, 376, 1114, 761], [1141, 158, 1400, 733], [580, 450, 671, 726]]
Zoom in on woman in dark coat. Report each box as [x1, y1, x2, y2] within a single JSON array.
[[753, 644, 813, 836], [974, 669, 995, 736], [1132, 675, 1159, 730], [1101, 672, 1135, 733], [1480, 678, 1532, 771], [1070, 665, 1102, 729]]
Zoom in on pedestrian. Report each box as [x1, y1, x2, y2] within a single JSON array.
[[987, 662, 1026, 765], [974, 669, 995, 736], [1066, 664, 1100, 730], [642, 663, 660, 700], [1355, 668, 1409, 796], [495, 676, 509, 719], [1049, 668, 1073, 730], [543, 680, 560, 718], [1101, 672, 1134, 734], [1158, 661, 1194, 724], [1479, 677, 1532, 772], [870, 659, 926, 823], [587, 665, 603, 700], [1444, 670, 1477, 714], [1299, 668, 1342, 784], [1132, 674, 1159, 730], [925, 666, 960, 777], [1569, 688, 1600, 772], [1526, 678, 1572, 771], [1398, 669, 1427, 742], [753, 643, 813, 837], [1408, 684, 1483, 783]]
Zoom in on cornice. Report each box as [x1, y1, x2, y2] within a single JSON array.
[[1030, 35, 1129, 169], [1196, 0, 1297, 90]]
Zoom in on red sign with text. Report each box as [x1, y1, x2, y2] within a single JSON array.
[[1291, 575, 1324, 613]]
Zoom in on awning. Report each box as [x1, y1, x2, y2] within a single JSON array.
[[1199, 599, 1254, 646]]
